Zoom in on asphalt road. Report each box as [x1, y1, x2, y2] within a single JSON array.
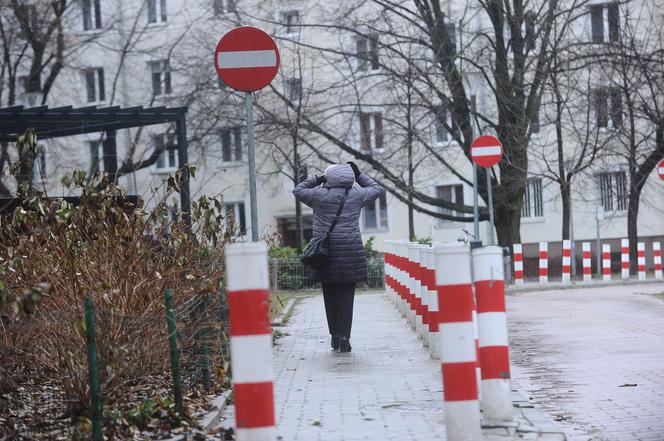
[[507, 282, 664, 441]]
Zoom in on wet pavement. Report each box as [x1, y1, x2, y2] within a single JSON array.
[[507, 283, 664, 441]]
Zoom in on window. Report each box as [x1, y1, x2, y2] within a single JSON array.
[[597, 171, 627, 211], [286, 77, 302, 101], [280, 10, 301, 35], [213, 0, 235, 15], [225, 202, 246, 236], [89, 140, 105, 174], [363, 193, 388, 230], [155, 133, 178, 170], [433, 104, 452, 143], [83, 68, 105, 103], [436, 184, 464, 223], [150, 60, 171, 96], [147, 0, 167, 23], [356, 34, 379, 71], [522, 178, 543, 218], [590, 2, 620, 43], [220, 127, 242, 162], [81, 0, 102, 30], [591, 86, 622, 128], [359, 112, 384, 152], [32, 145, 46, 183]]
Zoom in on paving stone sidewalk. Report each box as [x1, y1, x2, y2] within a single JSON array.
[[218, 292, 565, 440]]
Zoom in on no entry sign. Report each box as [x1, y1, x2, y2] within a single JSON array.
[[214, 27, 280, 92], [471, 135, 503, 167], [658, 159, 664, 181]]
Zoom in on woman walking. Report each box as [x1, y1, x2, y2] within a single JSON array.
[[293, 162, 384, 352]]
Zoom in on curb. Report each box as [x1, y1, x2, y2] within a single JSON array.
[[160, 389, 232, 441], [506, 278, 663, 295], [271, 297, 298, 327]]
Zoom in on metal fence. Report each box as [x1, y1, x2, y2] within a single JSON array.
[[269, 256, 385, 290]]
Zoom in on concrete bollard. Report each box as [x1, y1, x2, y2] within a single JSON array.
[[225, 242, 276, 441], [538, 242, 548, 284], [435, 243, 482, 441], [621, 239, 630, 280], [424, 246, 441, 359], [562, 240, 572, 283], [395, 242, 408, 318], [512, 244, 524, 285], [406, 243, 419, 331], [602, 244, 611, 282], [654, 242, 662, 280], [417, 245, 431, 348], [582, 242, 592, 282], [638, 242, 646, 280], [472, 246, 513, 422], [409, 244, 425, 338]]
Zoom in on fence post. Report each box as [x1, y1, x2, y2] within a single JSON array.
[[199, 294, 211, 391], [602, 244, 611, 282], [435, 243, 482, 441], [84, 297, 103, 441], [582, 242, 592, 282], [164, 289, 184, 415], [512, 244, 523, 285], [472, 247, 513, 422], [621, 239, 630, 280], [226, 242, 276, 441]]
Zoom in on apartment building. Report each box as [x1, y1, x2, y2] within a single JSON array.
[[4, 0, 663, 263]]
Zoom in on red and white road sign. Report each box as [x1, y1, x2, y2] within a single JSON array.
[[471, 135, 503, 167], [658, 159, 664, 181], [214, 27, 280, 92]]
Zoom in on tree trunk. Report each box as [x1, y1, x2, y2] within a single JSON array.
[[408, 193, 415, 241], [493, 201, 522, 247], [561, 182, 571, 240], [627, 189, 640, 275]]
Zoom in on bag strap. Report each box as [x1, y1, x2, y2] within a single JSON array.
[[326, 188, 350, 236]]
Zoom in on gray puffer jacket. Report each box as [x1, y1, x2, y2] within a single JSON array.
[[293, 164, 384, 283]]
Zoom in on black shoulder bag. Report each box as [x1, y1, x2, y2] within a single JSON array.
[[300, 188, 350, 269]]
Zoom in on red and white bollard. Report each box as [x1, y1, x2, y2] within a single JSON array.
[[435, 243, 481, 441], [418, 246, 432, 348], [407, 244, 420, 332], [472, 246, 513, 422], [621, 239, 630, 280], [538, 242, 548, 284], [513, 244, 524, 285], [424, 246, 441, 359], [225, 243, 276, 441], [562, 240, 572, 283], [638, 242, 646, 280], [602, 244, 611, 282], [383, 242, 395, 305], [654, 242, 662, 280], [394, 242, 408, 318], [582, 242, 592, 282]]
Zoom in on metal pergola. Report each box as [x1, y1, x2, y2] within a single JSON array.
[[0, 104, 191, 219]]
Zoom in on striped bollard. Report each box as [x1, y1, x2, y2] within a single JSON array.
[[435, 243, 481, 441], [562, 240, 572, 283], [621, 239, 630, 280], [383, 242, 392, 304], [582, 242, 592, 282], [538, 242, 548, 284], [472, 246, 513, 422], [407, 244, 419, 331], [386, 242, 399, 306], [637, 242, 646, 280], [225, 243, 276, 441], [602, 244, 611, 282], [425, 247, 441, 359], [472, 292, 481, 399], [513, 244, 524, 285], [418, 246, 431, 348], [395, 242, 408, 317], [654, 242, 662, 280]]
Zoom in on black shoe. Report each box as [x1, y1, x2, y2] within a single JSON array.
[[339, 337, 351, 353], [331, 335, 340, 350]]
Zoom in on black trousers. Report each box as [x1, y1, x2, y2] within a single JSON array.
[[322, 282, 356, 339]]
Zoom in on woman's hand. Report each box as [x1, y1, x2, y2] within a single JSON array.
[[315, 175, 326, 185], [347, 161, 361, 179]]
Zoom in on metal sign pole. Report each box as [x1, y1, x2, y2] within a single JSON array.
[[473, 162, 479, 240], [246, 92, 259, 242], [487, 170, 495, 245]]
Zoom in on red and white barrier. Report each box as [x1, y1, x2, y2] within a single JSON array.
[[621, 239, 630, 280], [225, 243, 275, 441], [602, 244, 611, 282], [562, 240, 572, 283], [538, 242, 548, 284], [513, 244, 524, 285], [654, 242, 662, 280], [638, 242, 646, 280], [472, 246, 512, 421], [435, 243, 481, 441], [424, 246, 441, 359], [408, 245, 422, 334], [582, 242, 592, 282]]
